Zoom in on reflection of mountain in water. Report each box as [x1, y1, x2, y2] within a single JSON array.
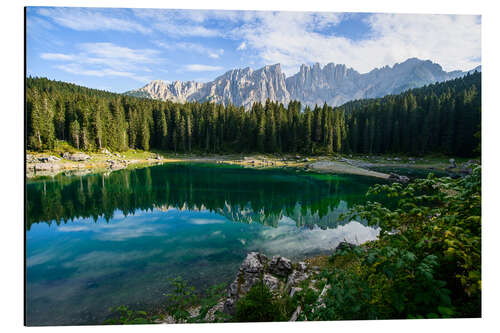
[[27, 163, 382, 230], [155, 200, 357, 229]]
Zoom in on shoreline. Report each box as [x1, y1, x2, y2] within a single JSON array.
[[26, 149, 472, 180]]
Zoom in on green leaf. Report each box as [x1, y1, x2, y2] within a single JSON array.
[[437, 306, 454, 316]]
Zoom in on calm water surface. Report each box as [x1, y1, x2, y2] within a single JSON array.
[[26, 163, 385, 326]]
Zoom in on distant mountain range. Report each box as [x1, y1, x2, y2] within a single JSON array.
[[125, 58, 481, 108]]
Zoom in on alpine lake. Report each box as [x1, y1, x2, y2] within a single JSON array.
[[26, 162, 434, 326]]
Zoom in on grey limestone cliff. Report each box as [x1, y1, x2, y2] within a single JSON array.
[[125, 58, 480, 108]]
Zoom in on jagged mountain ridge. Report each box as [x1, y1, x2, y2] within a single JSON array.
[[125, 58, 481, 108]]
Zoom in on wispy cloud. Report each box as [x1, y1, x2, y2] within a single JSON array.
[[184, 64, 224, 72], [154, 22, 219, 37], [40, 53, 74, 61], [156, 41, 224, 59], [40, 42, 161, 83], [54, 64, 151, 83], [37, 7, 152, 34], [26, 12, 63, 47], [79, 42, 160, 65], [132, 9, 221, 37], [29, 8, 481, 90]]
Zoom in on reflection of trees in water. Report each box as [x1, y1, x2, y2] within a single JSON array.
[[27, 164, 379, 230], [155, 200, 367, 229]]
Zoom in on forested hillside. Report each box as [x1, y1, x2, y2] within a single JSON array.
[[26, 72, 481, 157]]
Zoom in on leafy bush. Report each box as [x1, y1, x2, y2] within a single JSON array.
[[311, 166, 481, 320], [196, 283, 227, 322], [235, 281, 286, 322], [164, 276, 198, 321], [104, 305, 157, 325]]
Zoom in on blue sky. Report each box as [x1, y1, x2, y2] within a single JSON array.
[[26, 7, 481, 93]]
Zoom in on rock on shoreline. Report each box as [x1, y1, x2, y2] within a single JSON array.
[[222, 252, 309, 316]]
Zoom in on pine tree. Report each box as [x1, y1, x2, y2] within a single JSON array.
[[257, 111, 266, 152], [70, 119, 80, 149]]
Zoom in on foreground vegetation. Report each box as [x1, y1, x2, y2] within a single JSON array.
[[310, 165, 481, 320], [103, 165, 480, 324], [27, 72, 480, 157], [237, 166, 480, 321]]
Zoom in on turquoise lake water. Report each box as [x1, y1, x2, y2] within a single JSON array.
[[26, 163, 385, 326]]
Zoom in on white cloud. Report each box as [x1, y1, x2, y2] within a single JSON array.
[[154, 22, 219, 37], [156, 41, 224, 59], [40, 53, 74, 61], [33, 8, 481, 84], [42, 42, 162, 83], [54, 63, 151, 83], [132, 8, 220, 37], [232, 12, 481, 74], [237, 41, 247, 51], [37, 7, 152, 34], [79, 42, 160, 64], [184, 64, 224, 72]]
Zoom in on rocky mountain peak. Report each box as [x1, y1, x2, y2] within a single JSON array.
[[125, 58, 478, 108]]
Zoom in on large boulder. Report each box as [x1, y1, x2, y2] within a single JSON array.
[[224, 252, 268, 315], [37, 155, 60, 163], [268, 255, 293, 277], [447, 158, 457, 170], [263, 274, 281, 293], [63, 152, 91, 161], [286, 270, 309, 292], [26, 154, 37, 163], [107, 159, 126, 170], [222, 252, 313, 316], [388, 173, 410, 183]]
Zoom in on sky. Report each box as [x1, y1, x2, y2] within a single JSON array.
[[26, 7, 481, 93]]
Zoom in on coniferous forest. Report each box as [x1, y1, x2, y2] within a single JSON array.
[[26, 72, 481, 157]]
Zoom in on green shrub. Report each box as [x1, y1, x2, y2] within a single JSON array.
[[235, 281, 285, 322], [164, 276, 198, 321], [104, 305, 157, 325], [311, 166, 481, 320]]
